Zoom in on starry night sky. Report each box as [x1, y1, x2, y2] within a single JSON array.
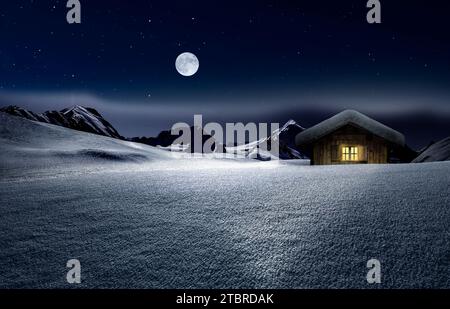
[[1, 0, 450, 148]]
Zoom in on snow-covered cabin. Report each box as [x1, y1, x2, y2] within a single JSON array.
[[295, 110, 406, 165]]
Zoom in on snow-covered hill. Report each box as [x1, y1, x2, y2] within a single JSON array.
[[0, 105, 122, 139], [226, 120, 308, 160], [1, 111, 450, 289], [0, 111, 171, 176], [412, 137, 450, 163], [0, 112, 271, 178]]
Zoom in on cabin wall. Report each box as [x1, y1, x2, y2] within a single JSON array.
[[311, 125, 388, 165]]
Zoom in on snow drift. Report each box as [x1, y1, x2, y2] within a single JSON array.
[[0, 111, 171, 172]]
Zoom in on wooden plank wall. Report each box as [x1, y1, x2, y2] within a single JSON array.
[[311, 125, 388, 165]]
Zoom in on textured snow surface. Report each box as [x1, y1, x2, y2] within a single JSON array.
[[1, 112, 450, 288]]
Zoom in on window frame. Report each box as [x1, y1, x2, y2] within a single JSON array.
[[342, 146, 359, 161]]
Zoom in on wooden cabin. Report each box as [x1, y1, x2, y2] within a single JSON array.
[[295, 110, 406, 165]]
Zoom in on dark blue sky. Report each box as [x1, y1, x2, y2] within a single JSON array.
[[0, 0, 449, 148]]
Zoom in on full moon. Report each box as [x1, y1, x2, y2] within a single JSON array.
[[175, 52, 199, 77]]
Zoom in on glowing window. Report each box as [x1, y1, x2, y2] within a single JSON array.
[[342, 146, 358, 161]]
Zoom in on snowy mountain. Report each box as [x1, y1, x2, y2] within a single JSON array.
[[0, 105, 122, 139], [0, 105, 306, 159], [226, 120, 309, 160], [132, 119, 308, 160], [130, 126, 218, 153], [412, 137, 450, 163]]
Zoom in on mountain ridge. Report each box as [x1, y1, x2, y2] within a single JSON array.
[[0, 105, 123, 139], [4, 104, 440, 162], [412, 137, 450, 163], [225, 119, 308, 160]]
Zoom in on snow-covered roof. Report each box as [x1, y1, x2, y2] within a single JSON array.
[[295, 110, 406, 147]]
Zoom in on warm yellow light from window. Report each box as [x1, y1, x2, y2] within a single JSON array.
[[342, 146, 358, 161]]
